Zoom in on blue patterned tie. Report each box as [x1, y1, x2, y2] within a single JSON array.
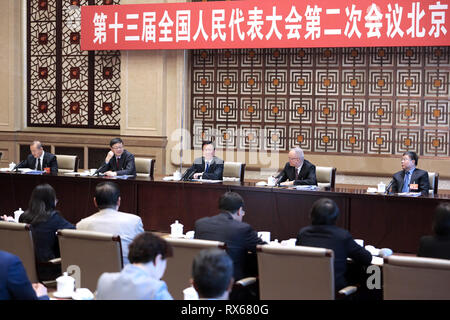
[[401, 171, 410, 193], [205, 162, 210, 172]]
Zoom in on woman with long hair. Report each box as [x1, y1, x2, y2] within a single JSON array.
[[19, 184, 75, 281]]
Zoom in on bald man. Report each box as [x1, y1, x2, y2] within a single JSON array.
[[276, 147, 317, 186], [17, 141, 58, 173]]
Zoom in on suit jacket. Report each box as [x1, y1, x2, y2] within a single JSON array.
[[96, 264, 173, 300], [0, 250, 49, 300], [19, 211, 75, 281], [276, 159, 317, 185], [296, 225, 372, 290], [76, 208, 144, 265], [186, 156, 224, 180], [18, 152, 58, 174], [391, 168, 430, 195], [417, 235, 450, 260], [194, 212, 265, 280], [99, 149, 136, 176]]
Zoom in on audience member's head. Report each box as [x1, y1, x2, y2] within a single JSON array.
[[24, 184, 57, 225], [192, 249, 234, 300], [94, 182, 121, 210], [310, 198, 340, 226], [128, 232, 173, 279], [219, 192, 245, 221], [433, 203, 450, 237]]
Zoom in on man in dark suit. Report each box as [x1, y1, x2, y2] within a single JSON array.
[[390, 151, 430, 195], [17, 141, 58, 173], [0, 250, 49, 300], [184, 141, 223, 180], [418, 202, 450, 260], [99, 138, 136, 176], [296, 198, 372, 291], [276, 147, 317, 186], [194, 192, 265, 280]]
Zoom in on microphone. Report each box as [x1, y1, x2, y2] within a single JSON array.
[[181, 168, 195, 181], [385, 179, 394, 194], [13, 160, 27, 172], [275, 173, 284, 186], [92, 162, 108, 176]]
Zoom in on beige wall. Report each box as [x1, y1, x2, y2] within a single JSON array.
[[1, 0, 449, 178]]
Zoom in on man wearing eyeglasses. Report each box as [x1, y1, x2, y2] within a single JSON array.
[[276, 147, 317, 186], [99, 138, 136, 177]]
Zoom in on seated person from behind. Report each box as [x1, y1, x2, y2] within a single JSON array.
[[185, 141, 223, 180], [2, 184, 75, 281], [191, 249, 234, 300], [194, 192, 265, 281], [96, 232, 173, 300], [390, 151, 430, 195], [0, 251, 49, 300], [16, 141, 58, 173], [76, 181, 144, 265], [276, 147, 317, 186], [418, 202, 450, 260], [98, 137, 136, 177], [296, 198, 372, 291]]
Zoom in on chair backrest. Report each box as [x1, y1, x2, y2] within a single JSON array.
[[223, 162, 246, 182], [383, 255, 450, 300], [0, 221, 38, 283], [135, 157, 155, 178], [428, 172, 439, 195], [257, 245, 335, 300], [162, 238, 226, 300], [315, 166, 336, 189], [55, 154, 79, 172], [57, 229, 123, 291]]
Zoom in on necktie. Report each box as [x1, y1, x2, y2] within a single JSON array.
[[37, 158, 42, 171], [295, 168, 299, 180], [116, 158, 120, 170], [205, 162, 210, 172], [401, 171, 410, 193]]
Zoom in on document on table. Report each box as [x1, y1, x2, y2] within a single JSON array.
[[192, 179, 223, 183]]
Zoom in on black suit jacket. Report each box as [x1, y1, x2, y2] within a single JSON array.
[[0, 251, 49, 300], [418, 235, 450, 260], [296, 225, 372, 290], [194, 212, 265, 280], [18, 152, 58, 173], [99, 149, 136, 176], [391, 168, 430, 195], [19, 211, 75, 281], [186, 156, 224, 180], [276, 159, 317, 185]]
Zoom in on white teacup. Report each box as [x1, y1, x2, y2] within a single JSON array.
[[173, 170, 182, 181], [56, 272, 75, 296], [267, 176, 276, 186], [185, 230, 195, 239], [377, 182, 386, 193]]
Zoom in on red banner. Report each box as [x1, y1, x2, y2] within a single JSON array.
[[81, 0, 450, 50]]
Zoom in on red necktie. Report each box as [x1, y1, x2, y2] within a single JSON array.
[[116, 158, 120, 170], [295, 168, 299, 180]]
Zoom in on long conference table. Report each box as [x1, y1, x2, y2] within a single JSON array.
[[1, 172, 449, 254]]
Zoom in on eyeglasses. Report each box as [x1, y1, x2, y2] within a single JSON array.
[[112, 145, 124, 150], [288, 157, 300, 160]]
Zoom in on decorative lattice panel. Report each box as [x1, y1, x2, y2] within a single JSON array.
[[27, 0, 120, 128], [191, 47, 450, 157]]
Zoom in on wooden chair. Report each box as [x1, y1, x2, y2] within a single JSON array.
[[383, 255, 450, 300], [57, 229, 123, 291], [257, 245, 356, 300], [162, 238, 226, 300]]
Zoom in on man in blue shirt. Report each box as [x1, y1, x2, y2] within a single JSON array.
[[0, 250, 49, 300], [390, 151, 430, 195]]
